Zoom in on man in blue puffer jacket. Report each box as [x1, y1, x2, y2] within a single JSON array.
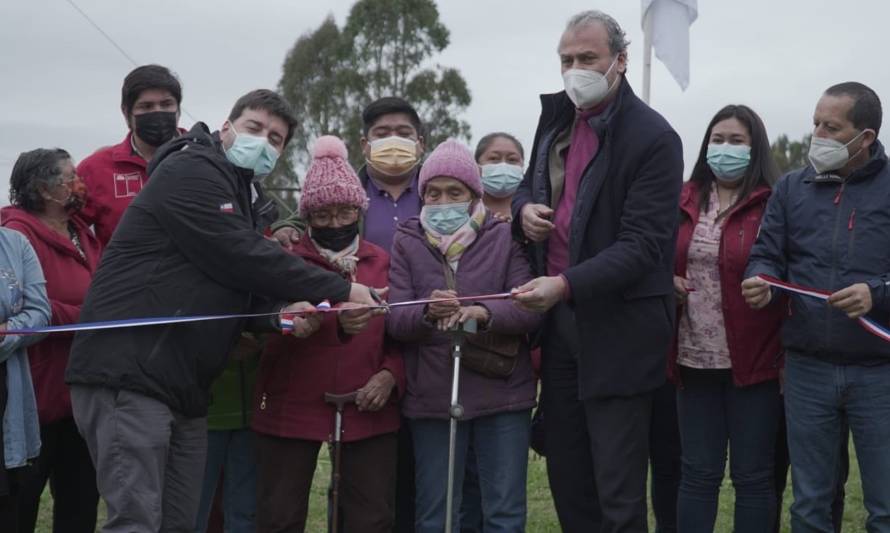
[[743, 82, 890, 532]]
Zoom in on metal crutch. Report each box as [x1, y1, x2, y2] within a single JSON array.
[[324, 390, 359, 533], [444, 318, 477, 533]]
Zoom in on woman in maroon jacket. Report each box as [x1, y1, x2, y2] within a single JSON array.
[[670, 105, 785, 532], [252, 136, 405, 533], [2, 148, 101, 533]]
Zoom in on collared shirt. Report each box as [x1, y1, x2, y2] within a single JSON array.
[[364, 170, 422, 253], [677, 185, 732, 369], [547, 104, 606, 276]]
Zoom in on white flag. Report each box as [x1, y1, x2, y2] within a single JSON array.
[[641, 0, 697, 90]]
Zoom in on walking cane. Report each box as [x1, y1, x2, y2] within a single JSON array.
[[324, 390, 358, 533], [444, 319, 477, 533]]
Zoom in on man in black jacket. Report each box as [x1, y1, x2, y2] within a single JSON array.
[[66, 89, 379, 532], [512, 10, 683, 533], [744, 82, 890, 532]]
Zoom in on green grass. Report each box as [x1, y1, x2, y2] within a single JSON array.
[[36, 443, 868, 532]]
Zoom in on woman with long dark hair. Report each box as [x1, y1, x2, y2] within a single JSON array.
[[669, 105, 785, 532]]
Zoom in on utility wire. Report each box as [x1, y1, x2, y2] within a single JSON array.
[[64, 0, 140, 67], [63, 0, 198, 122]]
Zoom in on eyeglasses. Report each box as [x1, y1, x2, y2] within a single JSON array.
[[309, 207, 360, 226]]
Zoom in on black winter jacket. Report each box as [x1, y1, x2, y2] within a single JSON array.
[[512, 79, 684, 399], [745, 142, 890, 364], [66, 123, 351, 417]]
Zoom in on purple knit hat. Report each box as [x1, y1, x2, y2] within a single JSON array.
[[418, 139, 483, 197], [299, 136, 369, 218]]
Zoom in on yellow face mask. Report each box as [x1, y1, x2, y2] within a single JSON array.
[[367, 136, 419, 176]]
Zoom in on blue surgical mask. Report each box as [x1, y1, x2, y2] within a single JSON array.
[[224, 122, 280, 177], [706, 143, 751, 182], [420, 201, 471, 235], [481, 163, 524, 198]]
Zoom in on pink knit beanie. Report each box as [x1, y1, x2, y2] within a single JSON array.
[[418, 139, 483, 197], [299, 136, 369, 218]]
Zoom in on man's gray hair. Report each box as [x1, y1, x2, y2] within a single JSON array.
[[565, 10, 630, 55]]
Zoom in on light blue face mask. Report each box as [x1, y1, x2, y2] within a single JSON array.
[[706, 143, 751, 182], [481, 163, 524, 198], [224, 122, 281, 177], [420, 201, 471, 235]]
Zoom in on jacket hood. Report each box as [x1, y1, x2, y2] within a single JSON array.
[[0, 206, 97, 264], [147, 122, 220, 176]]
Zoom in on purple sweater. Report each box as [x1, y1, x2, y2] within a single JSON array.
[[386, 214, 540, 420]]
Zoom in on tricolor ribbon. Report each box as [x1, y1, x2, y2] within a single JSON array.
[[0, 292, 516, 336], [756, 274, 890, 342]]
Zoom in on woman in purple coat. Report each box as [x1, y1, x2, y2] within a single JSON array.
[[387, 139, 540, 533]]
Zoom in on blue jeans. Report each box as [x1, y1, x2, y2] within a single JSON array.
[[194, 429, 256, 533], [785, 353, 890, 532], [411, 410, 530, 533], [676, 368, 780, 533]]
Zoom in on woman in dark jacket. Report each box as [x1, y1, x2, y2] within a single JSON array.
[[670, 105, 785, 532], [3, 148, 101, 533], [387, 139, 539, 533]]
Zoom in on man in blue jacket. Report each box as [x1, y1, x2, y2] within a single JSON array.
[[744, 82, 890, 532], [512, 10, 683, 533]]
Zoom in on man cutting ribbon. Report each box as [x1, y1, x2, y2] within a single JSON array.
[[742, 82, 890, 531], [63, 89, 379, 533]]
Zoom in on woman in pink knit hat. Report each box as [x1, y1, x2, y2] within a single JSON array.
[[386, 139, 540, 532], [251, 136, 406, 533]]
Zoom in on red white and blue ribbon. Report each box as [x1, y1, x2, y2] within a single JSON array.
[[756, 274, 890, 342], [0, 292, 516, 336]]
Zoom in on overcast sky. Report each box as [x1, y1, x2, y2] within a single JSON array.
[[1, 0, 886, 205]]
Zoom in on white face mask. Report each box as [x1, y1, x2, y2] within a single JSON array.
[[562, 56, 620, 109], [808, 130, 869, 174]]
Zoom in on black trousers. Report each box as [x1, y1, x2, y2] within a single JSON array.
[[17, 417, 101, 533], [650, 381, 681, 533], [393, 419, 416, 533], [255, 432, 397, 533], [543, 304, 653, 533]]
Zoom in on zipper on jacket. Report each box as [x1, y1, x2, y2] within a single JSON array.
[[259, 393, 267, 410], [848, 208, 856, 231], [833, 182, 846, 205], [827, 180, 848, 348]]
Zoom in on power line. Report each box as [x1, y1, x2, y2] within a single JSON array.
[[64, 0, 140, 67], [63, 0, 197, 122]]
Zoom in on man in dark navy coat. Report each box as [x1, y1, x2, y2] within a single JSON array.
[[513, 10, 683, 533]]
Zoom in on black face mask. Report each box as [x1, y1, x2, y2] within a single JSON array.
[[133, 111, 179, 147], [311, 222, 360, 252]]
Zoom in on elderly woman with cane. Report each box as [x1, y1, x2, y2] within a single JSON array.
[[387, 139, 540, 533], [251, 136, 404, 533]]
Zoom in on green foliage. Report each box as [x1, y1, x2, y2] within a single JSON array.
[[772, 133, 812, 174], [264, 0, 472, 206]]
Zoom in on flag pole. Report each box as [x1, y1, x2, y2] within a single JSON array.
[[642, 7, 653, 105]]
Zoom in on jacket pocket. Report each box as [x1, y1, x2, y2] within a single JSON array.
[[622, 271, 673, 300]]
